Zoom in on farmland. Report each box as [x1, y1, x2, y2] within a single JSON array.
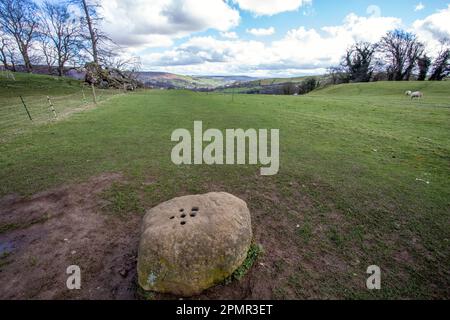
[[0, 74, 449, 299]]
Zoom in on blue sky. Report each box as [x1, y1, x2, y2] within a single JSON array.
[[233, 0, 437, 37], [98, 0, 450, 76]]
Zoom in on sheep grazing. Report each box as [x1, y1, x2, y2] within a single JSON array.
[[411, 91, 423, 100], [405, 90, 412, 96]]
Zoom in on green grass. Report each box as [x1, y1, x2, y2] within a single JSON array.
[[230, 243, 263, 282], [101, 182, 145, 217], [0, 74, 449, 299], [0, 72, 82, 97]]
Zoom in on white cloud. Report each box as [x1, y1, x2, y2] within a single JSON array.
[[246, 27, 276, 36], [144, 36, 267, 67], [322, 13, 401, 44], [415, 3, 425, 12], [99, 0, 240, 48], [232, 0, 312, 16], [266, 14, 401, 71], [142, 12, 402, 76], [220, 31, 239, 39], [413, 5, 450, 55], [366, 5, 381, 18]]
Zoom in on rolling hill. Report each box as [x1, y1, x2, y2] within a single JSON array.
[[136, 72, 260, 89]]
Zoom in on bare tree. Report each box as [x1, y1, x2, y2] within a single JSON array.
[[282, 82, 297, 95], [378, 30, 425, 81], [37, 31, 57, 74], [39, 1, 83, 76], [71, 0, 113, 65], [103, 53, 141, 72], [114, 55, 142, 82], [79, 0, 99, 64], [342, 42, 375, 82], [0, 0, 39, 72], [0, 32, 11, 70], [0, 34, 18, 71], [429, 41, 450, 81], [327, 66, 349, 84]]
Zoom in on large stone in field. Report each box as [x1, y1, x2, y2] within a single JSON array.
[[137, 192, 252, 297]]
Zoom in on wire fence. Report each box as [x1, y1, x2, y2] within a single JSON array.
[[0, 85, 124, 142]]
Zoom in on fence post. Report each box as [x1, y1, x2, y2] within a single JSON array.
[[91, 83, 97, 104], [82, 87, 87, 104], [19, 96, 33, 121], [47, 96, 57, 118]]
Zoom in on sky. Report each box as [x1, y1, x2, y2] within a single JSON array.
[[95, 0, 450, 77]]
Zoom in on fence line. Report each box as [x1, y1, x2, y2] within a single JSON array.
[[0, 86, 124, 141]]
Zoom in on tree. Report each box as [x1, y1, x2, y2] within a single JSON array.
[[327, 66, 349, 84], [377, 30, 425, 81], [79, 0, 99, 64], [37, 31, 57, 74], [298, 78, 318, 94], [0, 33, 18, 71], [0, 32, 12, 70], [39, 1, 83, 76], [282, 82, 297, 95], [71, 0, 113, 65], [429, 41, 450, 81], [0, 0, 39, 72], [342, 42, 375, 82], [417, 54, 431, 81]]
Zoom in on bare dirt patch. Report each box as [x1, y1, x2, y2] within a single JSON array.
[[0, 173, 141, 300]]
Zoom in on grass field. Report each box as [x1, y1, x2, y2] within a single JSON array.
[[0, 74, 449, 299]]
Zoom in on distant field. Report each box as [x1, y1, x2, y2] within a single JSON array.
[[0, 75, 449, 299], [250, 75, 323, 86], [137, 72, 230, 89], [219, 74, 328, 94]]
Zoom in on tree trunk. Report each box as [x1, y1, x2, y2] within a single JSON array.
[[18, 41, 32, 72], [9, 54, 16, 71], [81, 0, 99, 65], [22, 50, 32, 73], [58, 63, 64, 77], [0, 51, 7, 70]]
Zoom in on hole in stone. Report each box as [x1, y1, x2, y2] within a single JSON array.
[[190, 212, 197, 217], [180, 209, 184, 212], [180, 221, 186, 225], [180, 214, 186, 218], [170, 216, 175, 220], [192, 207, 199, 212]]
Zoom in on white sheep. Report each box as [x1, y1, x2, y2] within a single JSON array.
[[405, 90, 412, 96], [411, 91, 423, 100]]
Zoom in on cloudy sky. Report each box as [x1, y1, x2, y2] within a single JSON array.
[[97, 0, 450, 76]]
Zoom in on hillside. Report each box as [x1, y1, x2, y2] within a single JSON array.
[[0, 72, 82, 97], [312, 80, 450, 97], [0, 72, 120, 140], [216, 74, 330, 94], [136, 72, 258, 89]]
